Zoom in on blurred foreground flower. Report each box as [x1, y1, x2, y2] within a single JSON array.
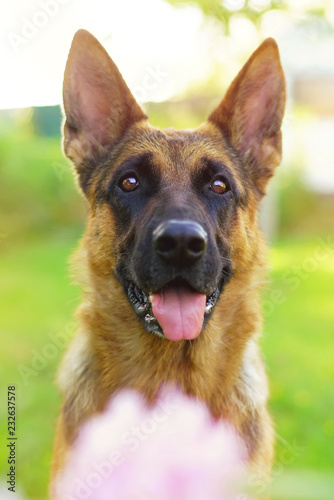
[[55, 388, 248, 500]]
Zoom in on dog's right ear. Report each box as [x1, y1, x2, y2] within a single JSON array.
[[63, 30, 147, 185], [208, 38, 285, 196]]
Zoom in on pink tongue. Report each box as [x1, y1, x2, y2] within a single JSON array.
[[151, 285, 206, 341]]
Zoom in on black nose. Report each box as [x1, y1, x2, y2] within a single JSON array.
[[153, 219, 208, 267]]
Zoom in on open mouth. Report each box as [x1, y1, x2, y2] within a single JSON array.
[[128, 279, 222, 341]]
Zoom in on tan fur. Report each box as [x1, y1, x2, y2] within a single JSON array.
[[50, 30, 285, 494]]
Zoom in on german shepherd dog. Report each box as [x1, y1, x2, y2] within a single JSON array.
[[51, 29, 285, 489]]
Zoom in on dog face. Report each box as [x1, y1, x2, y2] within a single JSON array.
[[105, 127, 241, 341], [62, 30, 285, 342]]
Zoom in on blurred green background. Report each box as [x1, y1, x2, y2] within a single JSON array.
[[1, 1, 334, 499]]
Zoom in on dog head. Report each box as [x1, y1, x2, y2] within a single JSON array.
[[62, 30, 285, 342]]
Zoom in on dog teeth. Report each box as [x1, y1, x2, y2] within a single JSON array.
[[136, 304, 147, 314], [204, 287, 220, 316], [145, 314, 155, 323], [149, 294, 153, 304], [205, 303, 214, 315]]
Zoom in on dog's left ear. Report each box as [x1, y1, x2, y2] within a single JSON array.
[[62, 30, 147, 182], [209, 38, 286, 195]]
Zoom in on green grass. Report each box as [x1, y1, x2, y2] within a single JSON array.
[[259, 235, 334, 500], [0, 130, 85, 241], [0, 235, 81, 499], [263, 236, 334, 472], [0, 234, 333, 498]]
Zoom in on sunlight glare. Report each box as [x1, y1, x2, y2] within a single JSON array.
[[0, 0, 214, 109]]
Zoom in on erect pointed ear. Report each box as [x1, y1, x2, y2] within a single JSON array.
[[209, 38, 286, 195], [62, 29, 147, 179]]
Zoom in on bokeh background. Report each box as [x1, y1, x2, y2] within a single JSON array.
[[0, 0, 334, 498]]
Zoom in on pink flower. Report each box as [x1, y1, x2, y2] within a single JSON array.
[[55, 388, 247, 500]]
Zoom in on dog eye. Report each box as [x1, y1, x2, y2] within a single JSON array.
[[120, 175, 139, 192], [210, 177, 229, 195]]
